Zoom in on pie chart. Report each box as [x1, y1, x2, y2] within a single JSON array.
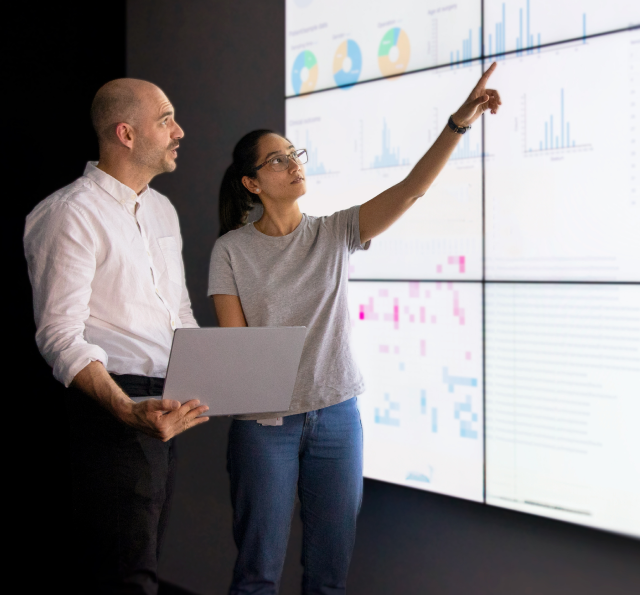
[[378, 27, 411, 77], [291, 50, 318, 95], [333, 39, 362, 88]]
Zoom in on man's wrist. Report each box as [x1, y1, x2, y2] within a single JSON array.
[[112, 395, 136, 425]]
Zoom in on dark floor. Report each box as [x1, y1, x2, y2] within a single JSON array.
[[159, 581, 197, 595]]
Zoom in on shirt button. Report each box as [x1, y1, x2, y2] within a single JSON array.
[[147, 251, 151, 256], [155, 288, 159, 293]]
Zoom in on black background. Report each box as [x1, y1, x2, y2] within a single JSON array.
[[9, 1, 640, 593]]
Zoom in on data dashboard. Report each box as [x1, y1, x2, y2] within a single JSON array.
[[287, 63, 483, 280], [285, 0, 640, 538], [485, 29, 640, 281]]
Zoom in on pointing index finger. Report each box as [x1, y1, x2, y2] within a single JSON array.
[[475, 62, 497, 89]]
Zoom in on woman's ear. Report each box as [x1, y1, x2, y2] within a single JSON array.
[[242, 175, 261, 195]]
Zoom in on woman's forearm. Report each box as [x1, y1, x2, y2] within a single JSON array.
[[402, 122, 463, 199], [359, 63, 501, 244]]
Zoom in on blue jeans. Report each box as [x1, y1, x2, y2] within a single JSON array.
[[227, 397, 363, 595]]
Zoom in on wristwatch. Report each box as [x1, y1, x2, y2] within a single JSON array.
[[448, 115, 471, 134]]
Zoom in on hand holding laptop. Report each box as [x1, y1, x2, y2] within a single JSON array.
[[124, 397, 209, 441]]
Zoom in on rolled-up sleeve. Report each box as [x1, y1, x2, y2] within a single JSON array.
[[24, 200, 108, 386], [178, 285, 199, 329]]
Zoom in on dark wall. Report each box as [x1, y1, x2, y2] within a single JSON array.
[[127, 0, 287, 327], [8, 2, 126, 588], [126, 3, 288, 592], [126, 3, 640, 595]]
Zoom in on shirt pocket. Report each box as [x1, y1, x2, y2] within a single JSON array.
[[157, 236, 183, 284]]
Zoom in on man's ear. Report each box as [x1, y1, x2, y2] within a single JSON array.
[[114, 122, 134, 149]]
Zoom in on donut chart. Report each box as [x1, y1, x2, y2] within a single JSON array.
[[333, 39, 362, 88], [378, 27, 411, 77], [291, 50, 318, 95]]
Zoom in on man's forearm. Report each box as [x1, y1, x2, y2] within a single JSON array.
[[71, 361, 135, 424], [70, 360, 209, 440]]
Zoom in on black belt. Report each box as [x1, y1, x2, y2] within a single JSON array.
[[109, 374, 165, 398]]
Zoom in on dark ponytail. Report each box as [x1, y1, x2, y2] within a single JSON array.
[[219, 129, 275, 236]]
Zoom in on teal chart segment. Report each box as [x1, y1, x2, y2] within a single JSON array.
[[291, 50, 318, 95]]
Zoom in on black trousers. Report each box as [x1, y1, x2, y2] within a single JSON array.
[[66, 375, 175, 595]]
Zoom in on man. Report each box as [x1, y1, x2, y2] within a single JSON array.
[[24, 79, 208, 594]]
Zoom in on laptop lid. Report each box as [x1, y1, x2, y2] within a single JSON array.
[[162, 327, 307, 417]]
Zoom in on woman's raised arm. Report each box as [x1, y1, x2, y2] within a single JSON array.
[[359, 62, 501, 245]]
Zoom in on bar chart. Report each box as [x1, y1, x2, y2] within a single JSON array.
[[484, 0, 638, 56], [527, 89, 591, 155], [303, 132, 329, 176], [369, 120, 410, 169], [485, 29, 640, 281]]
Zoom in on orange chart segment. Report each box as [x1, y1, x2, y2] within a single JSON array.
[[378, 27, 411, 77]]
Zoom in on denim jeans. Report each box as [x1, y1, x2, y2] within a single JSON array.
[[227, 397, 364, 595]]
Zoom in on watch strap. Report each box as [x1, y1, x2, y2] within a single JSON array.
[[448, 115, 471, 134]]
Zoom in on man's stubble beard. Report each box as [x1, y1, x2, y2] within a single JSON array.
[[133, 136, 177, 176]]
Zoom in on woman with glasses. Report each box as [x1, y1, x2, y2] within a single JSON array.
[[209, 64, 500, 595]]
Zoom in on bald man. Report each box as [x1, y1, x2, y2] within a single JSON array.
[[24, 79, 209, 594]]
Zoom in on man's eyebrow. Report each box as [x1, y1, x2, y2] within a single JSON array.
[[158, 110, 174, 120], [263, 145, 295, 160]]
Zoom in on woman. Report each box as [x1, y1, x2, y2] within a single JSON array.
[[209, 63, 501, 595]]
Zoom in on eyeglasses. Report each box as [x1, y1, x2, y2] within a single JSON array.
[[253, 149, 308, 172]]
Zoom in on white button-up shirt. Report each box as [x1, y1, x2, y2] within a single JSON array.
[[24, 162, 198, 387]]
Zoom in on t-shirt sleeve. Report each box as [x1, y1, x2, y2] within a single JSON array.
[[208, 237, 239, 296], [326, 204, 371, 254]]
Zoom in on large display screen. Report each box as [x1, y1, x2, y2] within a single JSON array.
[[286, 0, 640, 538], [349, 281, 484, 502], [288, 64, 483, 279], [485, 283, 640, 536]]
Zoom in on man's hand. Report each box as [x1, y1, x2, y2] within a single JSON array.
[[453, 61, 502, 127], [120, 398, 209, 441], [71, 361, 209, 440]]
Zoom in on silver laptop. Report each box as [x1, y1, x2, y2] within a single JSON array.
[[162, 327, 307, 417]]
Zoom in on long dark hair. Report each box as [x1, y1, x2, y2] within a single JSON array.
[[219, 129, 275, 236]]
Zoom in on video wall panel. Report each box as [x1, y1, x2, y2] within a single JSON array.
[[484, 0, 640, 57], [348, 281, 484, 502], [286, 0, 640, 538], [485, 284, 640, 537], [286, 0, 481, 95], [485, 29, 640, 282], [287, 63, 483, 280]]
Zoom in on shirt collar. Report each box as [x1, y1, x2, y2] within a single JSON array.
[[83, 161, 149, 206]]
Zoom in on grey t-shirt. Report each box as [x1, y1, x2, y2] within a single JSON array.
[[208, 205, 369, 419]]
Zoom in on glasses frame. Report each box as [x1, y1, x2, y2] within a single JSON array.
[[253, 148, 308, 173]]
